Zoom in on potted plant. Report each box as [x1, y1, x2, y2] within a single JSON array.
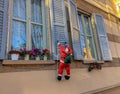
[[42, 48, 50, 60], [20, 48, 30, 60], [9, 50, 20, 60], [30, 48, 41, 60]]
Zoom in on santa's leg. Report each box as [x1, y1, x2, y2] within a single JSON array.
[[65, 64, 70, 80], [57, 62, 64, 81]]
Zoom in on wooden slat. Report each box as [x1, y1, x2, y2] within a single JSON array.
[[68, 0, 82, 60], [94, 14, 112, 61], [0, 0, 8, 59], [50, 0, 68, 60]]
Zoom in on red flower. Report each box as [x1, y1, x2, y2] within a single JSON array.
[[20, 48, 30, 56], [9, 50, 20, 54], [42, 49, 50, 57], [43, 49, 50, 53]]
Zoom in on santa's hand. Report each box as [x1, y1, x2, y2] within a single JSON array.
[[57, 42, 61, 46], [57, 43, 60, 45]]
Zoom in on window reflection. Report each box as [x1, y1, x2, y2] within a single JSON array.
[[78, 15, 86, 58], [31, 25, 43, 49], [13, 0, 26, 20], [78, 14, 96, 59], [12, 21, 26, 50], [31, 0, 42, 24], [84, 16, 91, 35]]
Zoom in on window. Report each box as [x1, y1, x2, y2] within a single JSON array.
[[78, 14, 97, 60], [9, 0, 46, 50], [12, 0, 26, 50]]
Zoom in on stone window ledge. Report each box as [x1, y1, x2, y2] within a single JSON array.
[[83, 59, 104, 64], [2, 60, 55, 65]]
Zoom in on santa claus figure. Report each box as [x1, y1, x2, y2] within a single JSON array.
[[57, 42, 72, 81]]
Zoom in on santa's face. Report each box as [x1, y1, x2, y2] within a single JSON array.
[[65, 48, 69, 53]]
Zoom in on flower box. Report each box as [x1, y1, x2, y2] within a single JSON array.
[[20, 48, 30, 60], [9, 50, 20, 60], [11, 54, 19, 60]]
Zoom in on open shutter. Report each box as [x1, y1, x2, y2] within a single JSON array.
[[94, 14, 112, 61], [0, 0, 8, 59], [68, 0, 82, 60], [50, 0, 68, 59]]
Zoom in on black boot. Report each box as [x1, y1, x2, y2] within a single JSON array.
[[64, 75, 70, 80], [57, 76, 62, 81]]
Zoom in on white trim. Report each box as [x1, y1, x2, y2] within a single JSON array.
[[58, 74, 62, 76], [60, 60, 64, 63]]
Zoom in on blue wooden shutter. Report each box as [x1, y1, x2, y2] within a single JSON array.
[[50, 0, 68, 59], [0, 0, 8, 59], [94, 14, 112, 61], [68, 0, 82, 60]]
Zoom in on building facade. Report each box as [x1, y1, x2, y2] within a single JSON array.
[[0, 0, 120, 67]]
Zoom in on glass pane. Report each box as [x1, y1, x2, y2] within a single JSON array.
[[12, 20, 26, 50], [13, 0, 26, 20], [80, 35, 87, 58], [87, 37, 95, 59], [31, 24, 43, 49], [84, 16, 91, 35], [78, 15, 84, 34], [31, 0, 42, 23]]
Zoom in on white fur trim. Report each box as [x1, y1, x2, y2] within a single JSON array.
[[57, 43, 60, 45], [58, 74, 62, 76], [60, 60, 64, 63]]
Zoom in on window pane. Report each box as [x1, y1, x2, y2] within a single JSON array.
[[31, 24, 43, 49], [12, 20, 26, 50], [78, 15, 86, 58], [78, 15, 84, 34], [80, 35, 87, 58], [84, 16, 91, 35], [87, 37, 95, 59], [31, 0, 42, 23], [13, 0, 26, 20]]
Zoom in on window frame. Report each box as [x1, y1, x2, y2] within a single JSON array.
[[78, 12, 97, 60], [8, 0, 47, 52]]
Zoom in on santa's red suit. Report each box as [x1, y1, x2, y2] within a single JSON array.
[[57, 43, 72, 80]]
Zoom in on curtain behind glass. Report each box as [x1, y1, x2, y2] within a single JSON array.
[[12, 0, 26, 50], [31, 0, 43, 49], [31, 25, 43, 49], [13, 0, 26, 20], [31, 0, 42, 23], [12, 21, 26, 50], [78, 15, 86, 58], [84, 16, 95, 59]]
